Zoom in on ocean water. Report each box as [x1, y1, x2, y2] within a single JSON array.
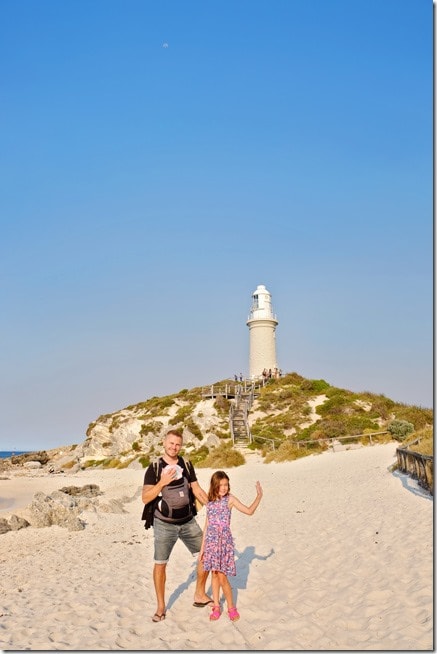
[[0, 451, 29, 459]]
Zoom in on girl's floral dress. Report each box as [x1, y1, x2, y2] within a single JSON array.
[[202, 495, 236, 576]]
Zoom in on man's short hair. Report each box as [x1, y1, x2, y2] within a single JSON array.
[[165, 429, 183, 439]]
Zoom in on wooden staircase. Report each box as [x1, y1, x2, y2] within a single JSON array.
[[229, 387, 256, 447], [200, 377, 272, 448]]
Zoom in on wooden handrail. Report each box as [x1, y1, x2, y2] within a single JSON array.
[[290, 431, 389, 447], [396, 445, 433, 495]]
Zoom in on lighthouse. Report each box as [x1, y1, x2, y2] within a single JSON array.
[[246, 284, 279, 378]]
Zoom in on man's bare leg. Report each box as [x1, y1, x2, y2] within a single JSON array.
[[193, 557, 213, 605], [153, 563, 167, 617]]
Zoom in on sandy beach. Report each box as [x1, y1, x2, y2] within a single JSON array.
[[0, 442, 433, 651]]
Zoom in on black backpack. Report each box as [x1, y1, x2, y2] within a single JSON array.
[[141, 457, 198, 530]]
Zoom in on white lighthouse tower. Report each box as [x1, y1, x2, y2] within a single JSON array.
[[246, 284, 279, 379]]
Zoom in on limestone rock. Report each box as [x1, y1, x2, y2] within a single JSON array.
[[59, 484, 101, 497], [97, 498, 127, 514], [28, 491, 85, 531], [11, 451, 49, 465], [0, 518, 11, 534], [8, 514, 30, 531], [81, 397, 226, 466], [205, 434, 221, 448]]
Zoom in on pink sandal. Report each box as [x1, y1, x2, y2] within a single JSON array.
[[228, 607, 240, 621], [209, 605, 221, 621]]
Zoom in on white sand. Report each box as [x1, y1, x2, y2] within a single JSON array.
[[0, 443, 432, 651]]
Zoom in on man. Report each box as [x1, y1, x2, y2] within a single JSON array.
[[142, 429, 212, 622]]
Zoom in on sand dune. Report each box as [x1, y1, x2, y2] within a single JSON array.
[[0, 443, 432, 650]]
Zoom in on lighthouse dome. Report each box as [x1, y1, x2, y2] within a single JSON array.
[[252, 284, 267, 294]]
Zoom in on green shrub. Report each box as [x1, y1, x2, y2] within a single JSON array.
[[404, 426, 433, 455], [300, 379, 330, 393], [369, 395, 396, 420], [61, 459, 77, 469], [212, 429, 231, 439], [324, 386, 353, 399], [184, 418, 203, 440], [281, 372, 305, 385], [110, 459, 123, 468], [247, 441, 264, 451], [257, 399, 274, 411], [251, 422, 284, 441], [266, 410, 296, 430], [388, 420, 415, 441], [140, 421, 162, 436], [169, 405, 193, 425], [357, 432, 392, 446], [392, 405, 433, 430], [214, 395, 230, 415], [82, 459, 106, 468], [86, 422, 97, 437], [138, 455, 151, 468], [277, 387, 297, 401], [132, 441, 140, 451], [342, 415, 380, 434], [188, 445, 210, 465], [317, 394, 350, 415], [196, 443, 245, 468], [142, 395, 176, 414], [264, 440, 323, 463]]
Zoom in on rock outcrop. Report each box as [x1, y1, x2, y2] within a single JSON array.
[[11, 451, 49, 465], [0, 484, 136, 534], [0, 514, 30, 534], [28, 491, 87, 531], [58, 484, 101, 498], [0, 483, 136, 535]]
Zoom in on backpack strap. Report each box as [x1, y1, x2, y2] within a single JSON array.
[[141, 459, 162, 528], [179, 457, 193, 477]]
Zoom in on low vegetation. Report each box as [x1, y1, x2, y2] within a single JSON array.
[[247, 373, 433, 463], [83, 372, 432, 469], [401, 426, 433, 457], [195, 442, 246, 468]]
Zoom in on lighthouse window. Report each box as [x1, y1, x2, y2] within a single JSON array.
[[253, 294, 259, 309]]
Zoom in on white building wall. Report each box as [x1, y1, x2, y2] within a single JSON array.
[[248, 320, 278, 377], [246, 284, 279, 378]]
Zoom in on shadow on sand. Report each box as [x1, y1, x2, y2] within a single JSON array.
[[231, 545, 274, 605], [392, 469, 433, 501], [166, 545, 274, 611]]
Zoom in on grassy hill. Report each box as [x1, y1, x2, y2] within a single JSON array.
[[81, 372, 432, 469], [246, 372, 432, 463]]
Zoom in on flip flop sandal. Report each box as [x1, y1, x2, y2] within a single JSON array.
[[152, 612, 166, 622]]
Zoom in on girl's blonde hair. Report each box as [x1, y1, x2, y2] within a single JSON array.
[[208, 470, 230, 501]]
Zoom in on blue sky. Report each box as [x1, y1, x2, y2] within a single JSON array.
[[1, 0, 432, 451]]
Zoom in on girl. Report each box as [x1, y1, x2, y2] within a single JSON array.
[[200, 470, 263, 622]]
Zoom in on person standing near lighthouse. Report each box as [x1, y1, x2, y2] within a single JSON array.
[[246, 284, 279, 379]]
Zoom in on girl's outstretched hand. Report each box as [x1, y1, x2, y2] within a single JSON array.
[[255, 481, 263, 498]]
